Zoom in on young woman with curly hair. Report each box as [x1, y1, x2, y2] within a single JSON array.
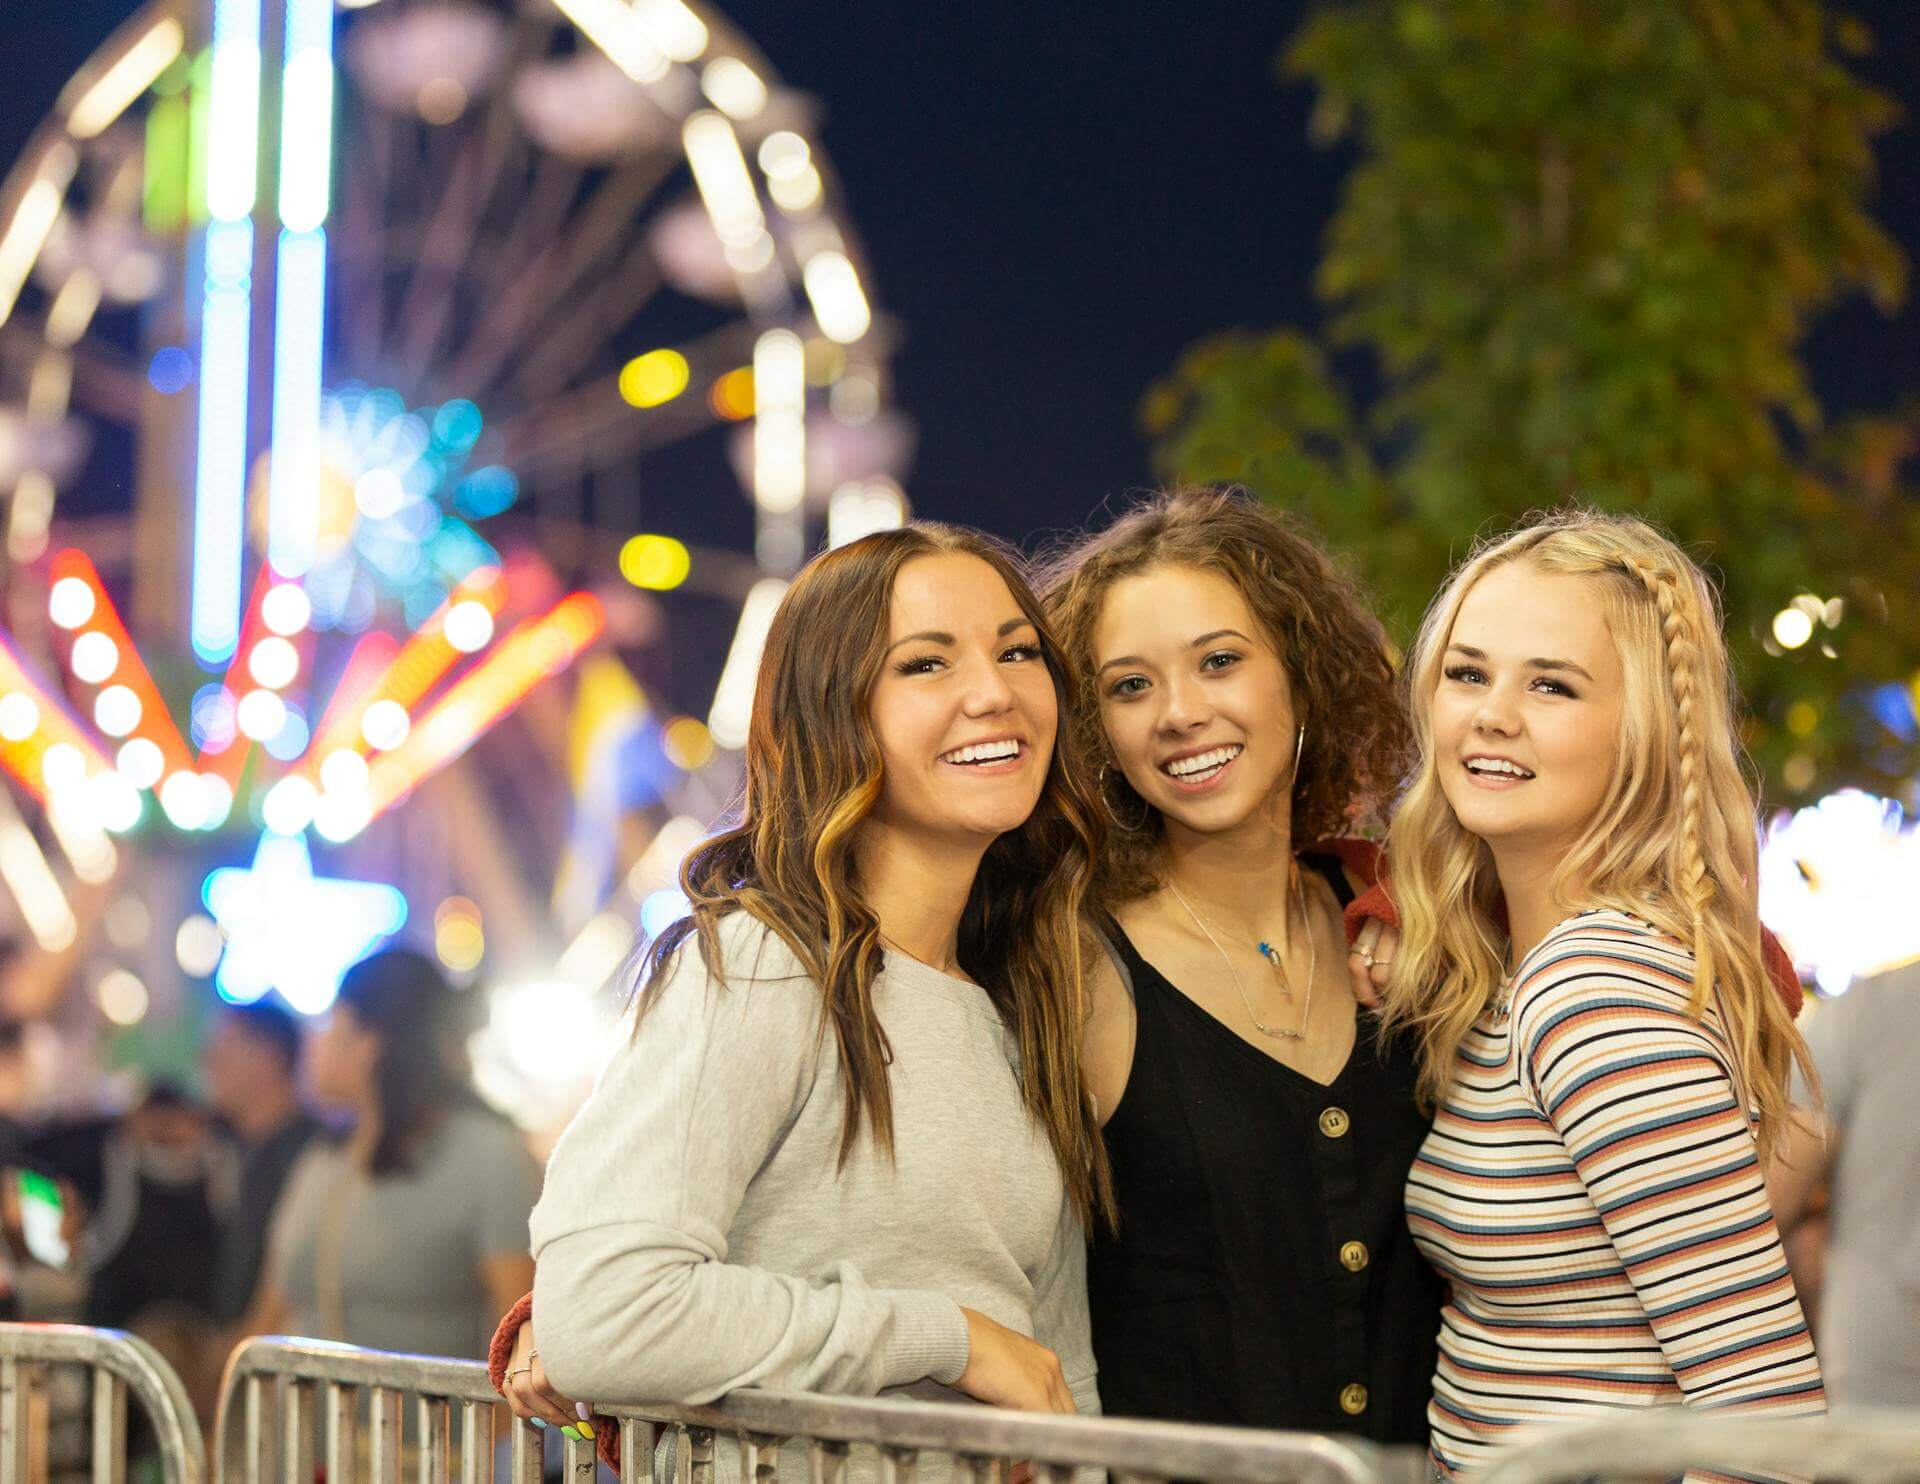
[[1038, 486, 1444, 1442], [1376, 512, 1825, 1476], [489, 525, 1115, 1477]]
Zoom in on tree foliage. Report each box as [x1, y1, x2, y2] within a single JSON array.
[[1146, 0, 1919, 801]]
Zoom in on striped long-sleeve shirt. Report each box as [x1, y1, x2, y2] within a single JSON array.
[[1405, 909, 1825, 1476]]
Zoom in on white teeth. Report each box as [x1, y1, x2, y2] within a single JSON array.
[[1164, 744, 1242, 779], [1466, 758, 1533, 778], [941, 739, 1021, 765]]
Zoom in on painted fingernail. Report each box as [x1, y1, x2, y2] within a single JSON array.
[[576, 1420, 596, 1440], [530, 1419, 547, 1431], [575, 1403, 592, 1422], [562, 1427, 582, 1442]]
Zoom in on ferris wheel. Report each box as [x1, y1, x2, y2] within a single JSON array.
[[0, 0, 910, 1085]]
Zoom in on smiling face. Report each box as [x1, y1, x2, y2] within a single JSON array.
[[1092, 564, 1297, 840], [1432, 559, 1624, 856], [864, 552, 1059, 847]]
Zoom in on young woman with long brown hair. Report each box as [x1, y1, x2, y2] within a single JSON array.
[[1377, 511, 1825, 1476], [1038, 486, 1445, 1442], [490, 525, 1113, 1462]]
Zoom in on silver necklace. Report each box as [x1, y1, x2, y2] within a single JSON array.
[[1167, 868, 1317, 1041]]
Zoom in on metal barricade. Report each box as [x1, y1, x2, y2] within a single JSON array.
[[217, 1336, 1421, 1484], [0, 1321, 208, 1484], [1474, 1409, 1920, 1484]]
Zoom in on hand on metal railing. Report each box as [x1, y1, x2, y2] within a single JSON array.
[[952, 1310, 1075, 1416], [497, 1319, 597, 1442]]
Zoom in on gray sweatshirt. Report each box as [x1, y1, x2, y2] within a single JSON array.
[[529, 911, 1099, 1420]]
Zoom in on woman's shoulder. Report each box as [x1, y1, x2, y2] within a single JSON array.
[[1511, 909, 1696, 1019], [685, 909, 818, 989]]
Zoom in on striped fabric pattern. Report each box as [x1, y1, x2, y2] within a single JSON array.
[[1405, 910, 1825, 1477]]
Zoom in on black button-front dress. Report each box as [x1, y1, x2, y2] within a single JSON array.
[[1087, 852, 1444, 1442]]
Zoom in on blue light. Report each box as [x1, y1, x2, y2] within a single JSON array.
[[640, 889, 690, 941], [267, 228, 327, 577], [276, 0, 335, 233], [192, 217, 255, 668], [262, 702, 310, 761], [204, 832, 409, 1014], [432, 399, 483, 452], [205, 0, 262, 223], [454, 465, 518, 520], [426, 520, 498, 584], [148, 346, 194, 395]]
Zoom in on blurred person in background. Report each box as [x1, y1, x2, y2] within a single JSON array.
[[248, 949, 537, 1357], [80, 1081, 228, 1328], [202, 1001, 321, 1326], [1771, 960, 1920, 1407]]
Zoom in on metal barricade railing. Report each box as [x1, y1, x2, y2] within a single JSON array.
[[217, 1336, 1423, 1484], [0, 1321, 208, 1484], [1474, 1409, 1920, 1484]]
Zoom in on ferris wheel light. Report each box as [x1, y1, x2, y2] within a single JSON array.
[[752, 330, 806, 515], [803, 251, 871, 344], [618, 349, 691, 409], [206, 0, 263, 222], [443, 600, 495, 654], [683, 112, 765, 250], [41, 743, 88, 796], [0, 693, 40, 742], [93, 685, 142, 738], [70, 631, 120, 684], [236, 688, 287, 742], [553, 0, 669, 85], [248, 636, 301, 690], [708, 578, 788, 751], [65, 18, 185, 141], [635, 0, 707, 61], [160, 771, 211, 831], [700, 57, 766, 119], [277, 0, 334, 231], [768, 165, 823, 215], [192, 219, 255, 668], [268, 229, 328, 576], [0, 164, 70, 332], [261, 583, 313, 636], [362, 699, 411, 752], [48, 577, 96, 629], [115, 738, 165, 790]]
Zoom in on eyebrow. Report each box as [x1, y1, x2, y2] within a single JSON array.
[[1446, 643, 1595, 681], [886, 618, 1035, 655], [1098, 628, 1252, 676]]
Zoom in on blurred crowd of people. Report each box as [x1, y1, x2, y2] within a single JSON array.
[[0, 948, 538, 1426]]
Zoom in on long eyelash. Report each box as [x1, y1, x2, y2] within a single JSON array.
[[893, 655, 941, 676], [1002, 642, 1042, 662], [1442, 664, 1481, 682]]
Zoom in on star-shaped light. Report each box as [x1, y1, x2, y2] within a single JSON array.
[[203, 831, 409, 1013]]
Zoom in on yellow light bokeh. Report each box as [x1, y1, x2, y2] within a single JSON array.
[[1785, 700, 1819, 737], [434, 896, 485, 974], [620, 535, 691, 592], [709, 367, 755, 421], [662, 716, 715, 771], [618, 349, 691, 409]]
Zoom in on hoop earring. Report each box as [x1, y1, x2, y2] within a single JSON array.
[[1291, 723, 1306, 796], [1098, 764, 1153, 833]]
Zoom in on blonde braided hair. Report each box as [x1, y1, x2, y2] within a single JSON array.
[[1624, 553, 1716, 1010], [1378, 509, 1813, 1157]]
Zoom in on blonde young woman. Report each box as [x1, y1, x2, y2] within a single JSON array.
[[489, 525, 1112, 1471], [1376, 511, 1826, 1476]]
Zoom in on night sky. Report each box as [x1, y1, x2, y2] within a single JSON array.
[[4, 1, 1917, 557]]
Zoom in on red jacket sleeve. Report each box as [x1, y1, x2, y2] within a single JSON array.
[[1331, 841, 1805, 1015], [490, 1293, 623, 1471]]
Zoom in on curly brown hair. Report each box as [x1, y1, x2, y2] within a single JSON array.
[[1037, 486, 1410, 906]]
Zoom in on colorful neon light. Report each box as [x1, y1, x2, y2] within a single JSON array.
[[50, 550, 195, 780], [267, 0, 334, 577], [363, 592, 604, 822], [192, 0, 263, 666], [204, 831, 408, 1013]]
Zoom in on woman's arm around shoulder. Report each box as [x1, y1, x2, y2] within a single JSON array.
[[530, 914, 970, 1406]]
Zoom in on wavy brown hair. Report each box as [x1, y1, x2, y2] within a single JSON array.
[[636, 524, 1114, 1227], [1038, 486, 1411, 905]]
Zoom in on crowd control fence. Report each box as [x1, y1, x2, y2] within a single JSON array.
[[0, 1321, 206, 1484], [1474, 1409, 1920, 1484], [216, 1336, 1422, 1484]]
